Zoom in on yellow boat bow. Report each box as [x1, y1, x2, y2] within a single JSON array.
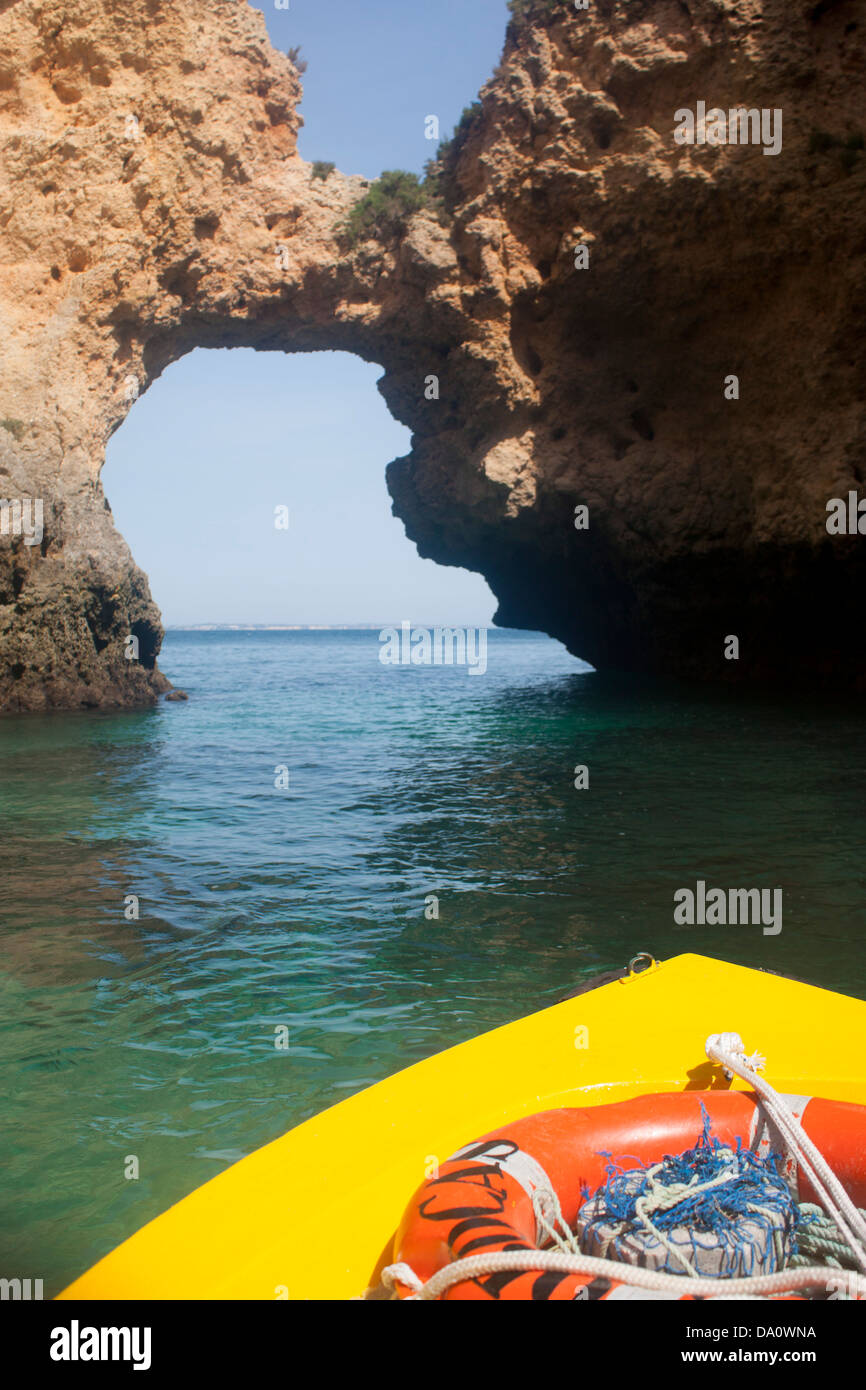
[[58, 953, 866, 1301]]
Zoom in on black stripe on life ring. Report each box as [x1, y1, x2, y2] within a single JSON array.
[[531, 1271, 570, 1301]]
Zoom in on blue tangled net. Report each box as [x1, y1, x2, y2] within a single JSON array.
[[581, 1102, 809, 1276]]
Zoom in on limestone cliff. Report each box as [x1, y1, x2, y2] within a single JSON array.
[[0, 0, 864, 711]]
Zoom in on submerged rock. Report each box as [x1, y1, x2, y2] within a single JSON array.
[[0, 0, 863, 710]]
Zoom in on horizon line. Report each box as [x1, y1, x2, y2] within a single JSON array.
[[165, 622, 502, 631]]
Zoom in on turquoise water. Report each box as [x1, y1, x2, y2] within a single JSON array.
[[0, 629, 864, 1293]]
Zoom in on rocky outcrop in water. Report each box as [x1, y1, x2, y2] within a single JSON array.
[[1, 0, 864, 711]]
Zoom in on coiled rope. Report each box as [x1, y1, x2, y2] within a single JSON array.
[[380, 1031, 866, 1301], [705, 1032, 866, 1275], [629, 1160, 741, 1277], [792, 1203, 866, 1270], [382, 1252, 866, 1301], [579, 1130, 796, 1278]]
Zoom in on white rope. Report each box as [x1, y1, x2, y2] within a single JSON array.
[[541, 1159, 761, 1278], [381, 1252, 866, 1301], [532, 1190, 582, 1254], [628, 1156, 743, 1277], [381, 1031, 866, 1302], [705, 1033, 866, 1274]]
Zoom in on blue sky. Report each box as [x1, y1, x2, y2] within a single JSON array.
[[103, 0, 511, 627]]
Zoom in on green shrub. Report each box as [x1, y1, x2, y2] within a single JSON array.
[[507, 0, 563, 22], [311, 161, 336, 182], [437, 102, 482, 167], [287, 45, 308, 75], [340, 170, 431, 247], [424, 102, 483, 209], [0, 417, 25, 441]]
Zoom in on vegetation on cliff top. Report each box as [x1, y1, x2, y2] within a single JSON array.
[[339, 99, 487, 249], [286, 45, 307, 75], [507, 0, 572, 24], [425, 102, 483, 209], [339, 170, 435, 247], [311, 160, 336, 182], [341, 0, 574, 249]]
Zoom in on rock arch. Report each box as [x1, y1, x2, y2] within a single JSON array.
[[1, 0, 864, 711]]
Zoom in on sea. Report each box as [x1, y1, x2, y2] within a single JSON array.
[[0, 627, 864, 1292]]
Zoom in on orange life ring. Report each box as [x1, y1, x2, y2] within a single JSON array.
[[392, 1090, 866, 1300]]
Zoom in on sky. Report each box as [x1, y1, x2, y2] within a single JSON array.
[[103, 0, 512, 627]]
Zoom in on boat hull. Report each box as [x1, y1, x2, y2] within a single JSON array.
[[58, 953, 866, 1300]]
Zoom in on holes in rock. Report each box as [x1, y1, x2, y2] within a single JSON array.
[[88, 625, 110, 654], [10, 662, 24, 681], [551, 426, 567, 442], [50, 266, 61, 280], [525, 343, 543, 377], [53, 81, 83, 105], [589, 111, 618, 150], [511, 299, 545, 381], [631, 409, 655, 441], [120, 52, 150, 73], [267, 100, 292, 129], [194, 216, 219, 240], [160, 261, 201, 304], [265, 208, 301, 233], [130, 620, 159, 667], [68, 249, 89, 273]]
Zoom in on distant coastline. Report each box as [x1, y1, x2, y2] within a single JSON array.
[[166, 623, 494, 632], [167, 624, 382, 631]]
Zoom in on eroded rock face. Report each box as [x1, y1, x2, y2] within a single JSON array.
[[0, 0, 864, 711]]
